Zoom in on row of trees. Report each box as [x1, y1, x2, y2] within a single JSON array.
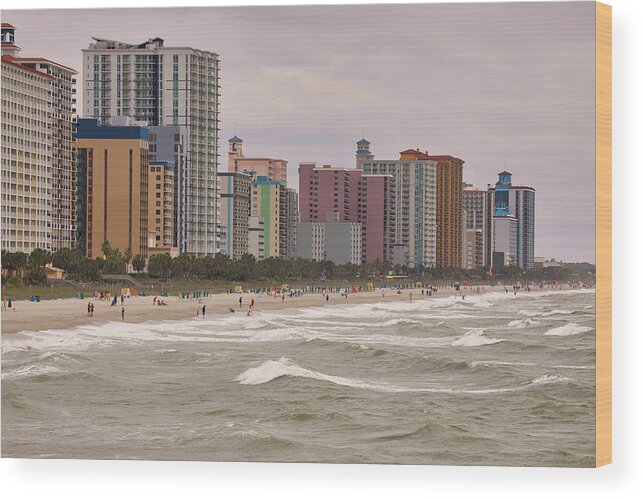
[[1, 241, 142, 284], [2, 241, 595, 286], [1, 248, 52, 285]]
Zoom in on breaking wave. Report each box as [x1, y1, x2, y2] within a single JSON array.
[[236, 358, 573, 395], [544, 323, 592, 336], [507, 318, 541, 328]]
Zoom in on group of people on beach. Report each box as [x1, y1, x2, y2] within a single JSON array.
[[227, 295, 256, 316], [85, 296, 125, 319], [2, 297, 14, 311], [70, 279, 593, 326]]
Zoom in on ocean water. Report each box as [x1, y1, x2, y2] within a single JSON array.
[[1, 289, 596, 466]]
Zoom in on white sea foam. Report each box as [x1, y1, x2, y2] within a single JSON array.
[[507, 318, 541, 328], [540, 309, 574, 317], [544, 323, 592, 336], [451, 329, 504, 347], [530, 374, 574, 385], [1, 288, 592, 355], [1, 364, 65, 380], [4, 320, 505, 353], [236, 358, 573, 394], [518, 308, 574, 318], [470, 360, 535, 368]]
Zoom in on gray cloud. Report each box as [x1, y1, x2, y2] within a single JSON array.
[[4, 2, 597, 262]]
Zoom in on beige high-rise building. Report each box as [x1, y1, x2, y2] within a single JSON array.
[[1, 23, 77, 253], [17, 59, 77, 252], [75, 119, 149, 258], [148, 161, 175, 249], [228, 136, 288, 183], [462, 187, 494, 269]]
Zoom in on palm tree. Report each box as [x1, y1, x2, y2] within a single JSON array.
[[124, 247, 132, 265], [101, 240, 113, 259], [132, 254, 146, 273]]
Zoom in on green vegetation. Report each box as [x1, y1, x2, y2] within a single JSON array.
[[2, 242, 595, 301]]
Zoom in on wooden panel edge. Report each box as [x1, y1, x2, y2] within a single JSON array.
[[595, 0, 612, 468]]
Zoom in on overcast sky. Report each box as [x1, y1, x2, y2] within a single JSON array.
[[4, 2, 596, 262]]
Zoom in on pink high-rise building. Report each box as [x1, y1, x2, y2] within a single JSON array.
[[228, 136, 288, 182], [298, 163, 361, 223], [298, 160, 394, 263], [359, 175, 395, 263]]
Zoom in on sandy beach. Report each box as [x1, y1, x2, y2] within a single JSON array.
[[1, 286, 473, 335]]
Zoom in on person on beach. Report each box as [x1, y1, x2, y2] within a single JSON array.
[[196, 307, 200, 318], [202, 305, 206, 318], [325, 294, 329, 302], [87, 301, 91, 316], [282, 295, 285, 303], [121, 307, 125, 321], [90, 303, 95, 317], [251, 298, 255, 309], [409, 292, 412, 302], [247, 310, 252, 317], [239, 296, 243, 308]]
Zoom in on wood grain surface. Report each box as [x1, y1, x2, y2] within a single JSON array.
[[595, 1, 612, 468]]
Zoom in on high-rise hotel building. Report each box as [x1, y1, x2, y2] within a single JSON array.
[[298, 159, 395, 264], [462, 187, 494, 269], [75, 119, 149, 259], [490, 171, 535, 270], [396, 149, 464, 268], [510, 184, 536, 270], [363, 151, 437, 268], [82, 37, 220, 255], [1, 24, 77, 253], [228, 136, 288, 183], [489, 171, 536, 270], [218, 171, 252, 259]]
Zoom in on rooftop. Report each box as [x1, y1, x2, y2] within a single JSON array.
[[1, 55, 55, 80], [11, 57, 77, 74]]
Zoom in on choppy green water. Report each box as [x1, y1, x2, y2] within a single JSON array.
[[1, 289, 596, 466]]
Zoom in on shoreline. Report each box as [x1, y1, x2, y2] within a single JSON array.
[[1, 284, 587, 336]]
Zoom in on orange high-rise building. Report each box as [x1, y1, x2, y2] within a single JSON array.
[[399, 149, 464, 268], [76, 119, 149, 259]]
